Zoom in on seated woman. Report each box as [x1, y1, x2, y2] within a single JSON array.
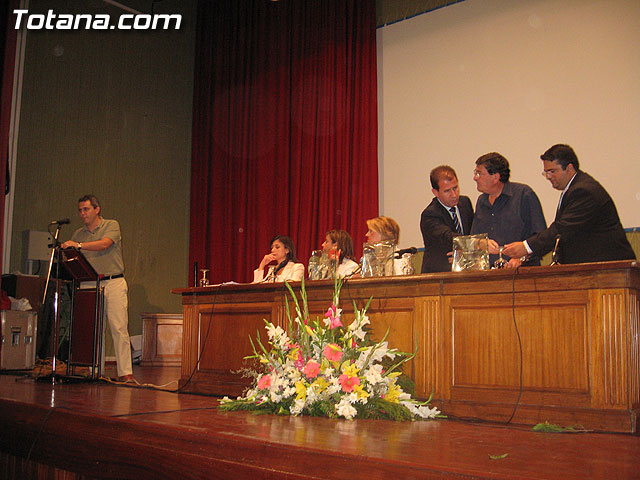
[[364, 216, 402, 275], [365, 216, 400, 245], [322, 229, 360, 278], [253, 235, 305, 283]]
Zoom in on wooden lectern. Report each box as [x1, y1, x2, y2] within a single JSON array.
[[60, 247, 103, 380]]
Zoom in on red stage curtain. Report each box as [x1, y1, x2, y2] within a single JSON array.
[[1, 1, 19, 279], [190, 0, 378, 284]]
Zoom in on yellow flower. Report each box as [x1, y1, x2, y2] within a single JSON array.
[[288, 346, 299, 361], [341, 363, 360, 377], [385, 383, 402, 403], [305, 325, 315, 337], [295, 381, 307, 401], [311, 377, 329, 394], [353, 384, 369, 400]]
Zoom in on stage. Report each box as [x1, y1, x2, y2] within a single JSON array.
[[1, 365, 638, 479]]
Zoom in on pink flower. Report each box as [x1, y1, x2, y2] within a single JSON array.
[[302, 361, 321, 378], [323, 343, 343, 362], [257, 374, 271, 390], [295, 351, 306, 370], [325, 304, 343, 329], [339, 374, 360, 393], [286, 341, 300, 351]]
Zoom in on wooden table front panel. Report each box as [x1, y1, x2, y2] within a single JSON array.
[[448, 291, 591, 406], [174, 262, 640, 431]]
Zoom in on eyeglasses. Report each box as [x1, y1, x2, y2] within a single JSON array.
[[541, 168, 561, 178], [473, 169, 487, 177]]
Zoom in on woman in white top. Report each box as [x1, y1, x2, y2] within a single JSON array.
[[253, 235, 305, 283], [322, 229, 360, 278]]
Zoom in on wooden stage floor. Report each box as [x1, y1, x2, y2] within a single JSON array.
[[1, 365, 639, 479]]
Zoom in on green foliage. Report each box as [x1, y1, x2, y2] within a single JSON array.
[[489, 453, 509, 460], [532, 421, 590, 433], [306, 399, 338, 418], [359, 398, 415, 421]]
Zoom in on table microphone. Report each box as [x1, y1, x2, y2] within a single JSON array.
[[550, 235, 561, 266], [395, 247, 418, 258]]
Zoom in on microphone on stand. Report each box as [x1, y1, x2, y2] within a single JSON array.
[[49, 218, 70, 225], [550, 235, 561, 266]]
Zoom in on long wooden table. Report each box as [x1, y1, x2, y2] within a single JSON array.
[[172, 261, 640, 433]]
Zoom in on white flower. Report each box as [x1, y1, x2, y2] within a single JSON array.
[[265, 323, 291, 349], [348, 313, 369, 341], [282, 385, 296, 399], [356, 341, 396, 369], [265, 323, 284, 341], [327, 376, 341, 395], [401, 401, 440, 419], [306, 387, 318, 404], [364, 364, 384, 385], [269, 390, 283, 403], [290, 398, 305, 416], [335, 396, 358, 420], [284, 365, 301, 381]]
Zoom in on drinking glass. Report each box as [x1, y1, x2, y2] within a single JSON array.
[[199, 269, 210, 287], [493, 247, 508, 269]]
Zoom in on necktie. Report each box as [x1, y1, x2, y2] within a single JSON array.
[[555, 191, 566, 221], [450, 207, 461, 233], [557, 191, 565, 212]]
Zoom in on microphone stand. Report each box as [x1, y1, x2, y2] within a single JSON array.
[[40, 223, 64, 383], [549, 235, 561, 266]]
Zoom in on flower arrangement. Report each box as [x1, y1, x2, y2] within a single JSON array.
[[219, 278, 442, 421]]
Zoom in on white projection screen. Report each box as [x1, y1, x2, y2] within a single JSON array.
[[377, 0, 640, 250]]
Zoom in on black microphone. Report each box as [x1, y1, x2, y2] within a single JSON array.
[[49, 218, 70, 225], [273, 260, 288, 275], [395, 247, 418, 258], [193, 261, 198, 287], [550, 234, 561, 266]]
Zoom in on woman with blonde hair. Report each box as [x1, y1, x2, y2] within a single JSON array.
[[364, 216, 402, 276], [365, 216, 400, 244]]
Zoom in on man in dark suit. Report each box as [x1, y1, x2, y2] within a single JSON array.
[[503, 144, 636, 264], [420, 165, 474, 273]]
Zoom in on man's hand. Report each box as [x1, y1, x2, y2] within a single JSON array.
[[506, 257, 522, 269], [61, 240, 79, 249], [502, 242, 527, 259], [487, 239, 500, 255]]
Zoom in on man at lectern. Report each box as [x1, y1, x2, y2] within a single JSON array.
[[502, 144, 636, 264], [61, 194, 134, 383]]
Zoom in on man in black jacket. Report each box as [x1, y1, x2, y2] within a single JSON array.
[[420, 165, 474, 273], [503, 144, 636, 264]]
